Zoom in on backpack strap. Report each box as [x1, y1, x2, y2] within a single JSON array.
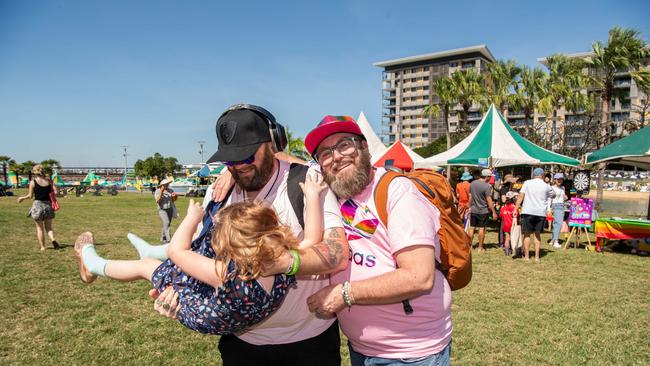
[[373, 170, 413, 314], [198, 187, 234, 239], [373, 171, 403, 227], [287, 163, 309, 230]]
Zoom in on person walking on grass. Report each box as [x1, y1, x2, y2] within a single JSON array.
[[514, 168, 555, 263], [456, 171, 472, 223], [17, 164, 60, 251], [73, 172, 326, 336], [468, 169, 497, 252], [154, 178, 178, 243], [549, 173, 568, 248], [499, 191, 518, 256]]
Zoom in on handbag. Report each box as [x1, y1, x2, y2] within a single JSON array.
[[48, 179, 60, 211]]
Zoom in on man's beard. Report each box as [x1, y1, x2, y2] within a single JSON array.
[[323, 148, 373, 200], [229, 146, 275, 192]]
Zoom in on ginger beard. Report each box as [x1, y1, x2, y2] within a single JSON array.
[[322, 144, 373, 200], [228, 144, 275, 192]]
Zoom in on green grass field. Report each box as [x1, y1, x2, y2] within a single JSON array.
[[1, 190, 648, 365]]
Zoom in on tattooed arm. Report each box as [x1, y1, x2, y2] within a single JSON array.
[[298, 227, 348, 274]]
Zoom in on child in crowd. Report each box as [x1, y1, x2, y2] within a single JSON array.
[[499, 191, 517, 256], [74, 173, 326, 335]]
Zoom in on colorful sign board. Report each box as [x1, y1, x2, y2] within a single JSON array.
[[569, 197, 594, 228]]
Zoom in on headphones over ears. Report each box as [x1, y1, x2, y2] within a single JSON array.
[[219, 104, 288, 153]]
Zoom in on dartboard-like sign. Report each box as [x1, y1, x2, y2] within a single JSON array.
[[573, 170, 590, 195]]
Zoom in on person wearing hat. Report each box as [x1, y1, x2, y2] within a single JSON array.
[[549, 172, 568, 248], [150, 105, 349, 366], [456, 171, 473, 220], [468, 169, 498, 252], [154, 178, 177, 243], [514, 168, 556, 262], [304, 116, 452, 366]]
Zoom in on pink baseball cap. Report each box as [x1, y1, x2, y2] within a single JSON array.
[[305, 115, 364, 155]]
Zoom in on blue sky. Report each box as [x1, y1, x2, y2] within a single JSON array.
[[1, 0, 649, 166]]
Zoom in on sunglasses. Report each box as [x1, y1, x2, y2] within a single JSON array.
[[224, 154, 255, 167]]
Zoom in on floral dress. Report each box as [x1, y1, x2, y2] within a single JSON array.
[[151, 200, 296, 335]]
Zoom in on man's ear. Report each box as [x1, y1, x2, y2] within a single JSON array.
[[361, 139, 368, 150]]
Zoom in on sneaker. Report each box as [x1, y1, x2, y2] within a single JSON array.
[[553, 242, 562, 249], [74, 232, 98, 284]]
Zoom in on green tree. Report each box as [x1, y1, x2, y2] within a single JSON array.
[[584, 26, 649, 208], [424, 77, 457, 175], [413, 133, 465, 158], [630, 66, 650, 130], [133, 153, 180, 178], [539, 54, 588, 149], [511, 66, 548, 140], [286, 129, 310, 161], [0, 156, 15, 185], [485, 59, 521, 117], [14, 160, 37, 182], [451, 69, 485, 131], [40, 159, 62, 177]]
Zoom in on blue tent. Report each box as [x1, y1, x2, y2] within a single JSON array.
[[196, 165, 210, 177]]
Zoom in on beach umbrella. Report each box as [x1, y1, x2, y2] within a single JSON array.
[[415, 104, 580, 168], [586, 125, 650, 169]]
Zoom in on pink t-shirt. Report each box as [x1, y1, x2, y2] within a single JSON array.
[[330, 168, 452, 359]]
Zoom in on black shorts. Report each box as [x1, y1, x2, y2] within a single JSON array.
[[217, 320, 341, 366], [521, 214, 545, 234], [470, 213, 489, 228]]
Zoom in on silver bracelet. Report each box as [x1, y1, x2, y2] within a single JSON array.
[[342, 281, 353, 308], [284, 251, 295, 275]]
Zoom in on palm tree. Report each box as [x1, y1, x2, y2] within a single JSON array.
[[539, 54, 587, 150], [40, 159, 62, 178], [286, 129, 310, 161], [585, 26, 649, 208], [0, 156, 15, 186], [485, 59, 521, 117], [451, 69, 485, 131], [512, 66, 548, 140], [424, 77, 457, 176], [630, 66, 650, 130]]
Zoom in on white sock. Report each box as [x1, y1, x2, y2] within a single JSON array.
[[127, 233, 169, 261], [81, 245, 108, 277]]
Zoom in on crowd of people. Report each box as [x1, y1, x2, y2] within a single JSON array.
[[454, 166, 569, 262]]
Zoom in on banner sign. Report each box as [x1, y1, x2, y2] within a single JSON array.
[[569, 197, 594, 228]]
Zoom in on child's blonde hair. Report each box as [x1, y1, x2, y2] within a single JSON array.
[[212, 201, 298, 281], [32, 164, 44, 176]]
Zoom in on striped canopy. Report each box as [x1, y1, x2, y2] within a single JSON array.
[[414, 104, 579, 168], [586, 125, 650, 169]]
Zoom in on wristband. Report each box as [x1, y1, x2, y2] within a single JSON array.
[[286, 249, 300, 276], [342, 281, 353, 308]]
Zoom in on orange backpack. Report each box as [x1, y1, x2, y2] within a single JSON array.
[[374, 170, 472, 291]]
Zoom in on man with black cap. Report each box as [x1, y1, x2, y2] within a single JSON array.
[[151, 104, 349, 366]]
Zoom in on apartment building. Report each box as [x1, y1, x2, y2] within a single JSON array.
[[373, 45, 495, 147]]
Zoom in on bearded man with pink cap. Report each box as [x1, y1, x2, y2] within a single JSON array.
[[305, 116, 452, 366]]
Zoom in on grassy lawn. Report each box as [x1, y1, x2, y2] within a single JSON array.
[[1, 190, 648, 365]]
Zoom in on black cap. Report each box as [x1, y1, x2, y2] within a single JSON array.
[[206, 109, 271, 163]]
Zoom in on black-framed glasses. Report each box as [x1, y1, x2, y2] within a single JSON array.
[[224, 154, 255, 167], [313, 137, 360, 167]]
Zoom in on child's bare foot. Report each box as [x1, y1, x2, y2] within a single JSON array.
[[75, 232, 97, 283]]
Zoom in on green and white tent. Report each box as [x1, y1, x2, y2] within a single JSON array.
[[586, 125, 650, 169], [414, 104, 579, 168]]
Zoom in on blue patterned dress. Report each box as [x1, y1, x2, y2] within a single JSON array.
[[150, 200, 296, 335]]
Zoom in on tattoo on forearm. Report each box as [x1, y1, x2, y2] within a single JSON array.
[[309, 229, 344, 268]]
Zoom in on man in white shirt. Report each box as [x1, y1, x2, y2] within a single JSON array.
[[515, 168, 555, 262]]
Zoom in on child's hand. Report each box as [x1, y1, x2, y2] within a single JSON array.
[[299, 172, 327, 199], [186, 199, 204, 222]]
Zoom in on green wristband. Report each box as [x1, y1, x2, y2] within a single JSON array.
[[286, 249, 300, 276]]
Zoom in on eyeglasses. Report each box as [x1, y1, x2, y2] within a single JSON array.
[[313, 137, 360, 167], [224, 154, 255, 167]]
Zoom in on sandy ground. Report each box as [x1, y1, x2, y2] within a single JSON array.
[[585, 190, 649, 216]]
